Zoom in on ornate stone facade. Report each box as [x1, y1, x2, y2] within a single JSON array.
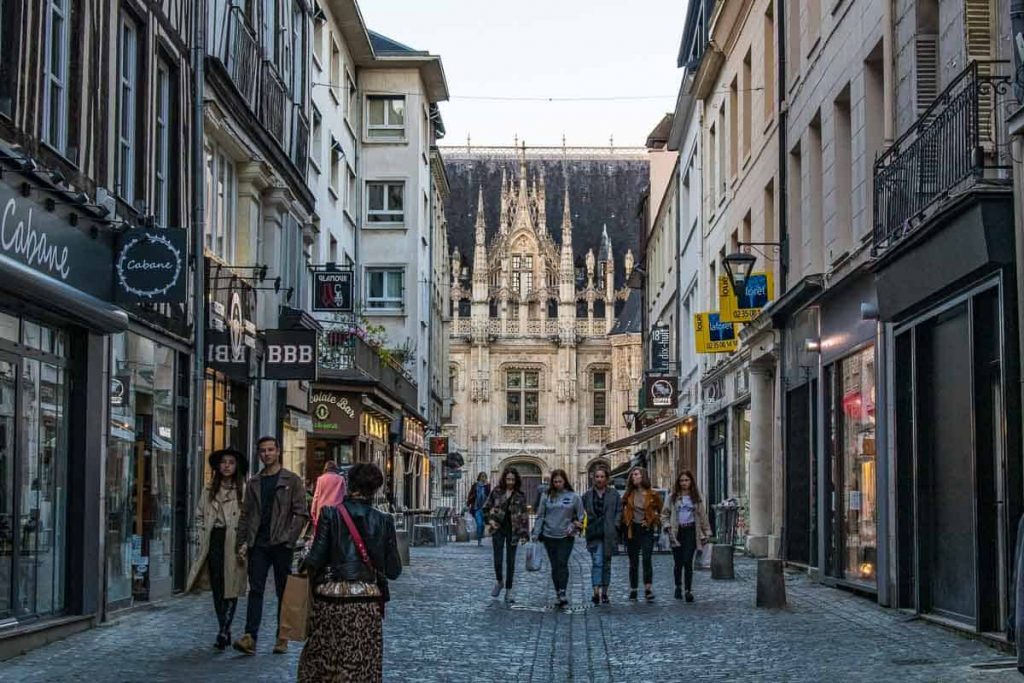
[[445, 148, 643, 492]]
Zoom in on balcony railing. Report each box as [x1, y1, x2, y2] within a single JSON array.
[[259, 61, 287, 144], [290, 104, 309, 174], [319, 328, 418, 409], [223, 7, 258, 108], [872, 60, 1011, 254]]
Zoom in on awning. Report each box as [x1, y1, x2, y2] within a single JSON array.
[[0, 254, 128, 333], [603, 414, 688, 452]]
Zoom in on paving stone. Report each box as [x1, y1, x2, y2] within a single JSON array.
[[0, 539, 1018, 682]]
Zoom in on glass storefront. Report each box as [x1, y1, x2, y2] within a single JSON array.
[[203, 370, 250, 480], [734, 405, 751, 542], [106, 333, 176, 606], [0, 310, 68, 622], [828, 345, 877, 587]]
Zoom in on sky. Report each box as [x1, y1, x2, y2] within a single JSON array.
[[358, 0, 689, 148]]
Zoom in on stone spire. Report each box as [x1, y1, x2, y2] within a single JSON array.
[[559, 186, 574, 304], [499, 167, 509, 231], [472, 186, 488, 294], [537, 169, 547, 235], [517, 142, 529, 205]]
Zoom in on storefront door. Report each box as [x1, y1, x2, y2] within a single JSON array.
[[785, 383, 815, 566], [707, 419, 727, 537], [0, 339, 69, 624]]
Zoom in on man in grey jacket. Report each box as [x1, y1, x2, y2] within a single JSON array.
[[582, 464, 621, 604], [233, 436, 308, 656]]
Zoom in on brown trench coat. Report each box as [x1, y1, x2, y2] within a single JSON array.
[[186, 484, 248, 599]]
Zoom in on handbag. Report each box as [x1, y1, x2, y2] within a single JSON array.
[[524, 541, 543, 572], [278, 574, 311, 642], [337, 503, 389, 616]]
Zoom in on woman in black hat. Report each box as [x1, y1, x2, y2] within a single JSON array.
[[186, 448, 248, 649]]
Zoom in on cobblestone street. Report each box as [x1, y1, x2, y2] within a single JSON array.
[[0, 540, 1018, 682]]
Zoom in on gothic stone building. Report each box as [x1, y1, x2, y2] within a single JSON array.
[[445, 148, 643, 500]]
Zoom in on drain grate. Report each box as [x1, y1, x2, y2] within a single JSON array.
[[969, 660, 1018, 671]]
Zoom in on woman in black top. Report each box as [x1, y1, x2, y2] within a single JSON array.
[[482, 466, 530, 603], [297, 464, 401, 683]]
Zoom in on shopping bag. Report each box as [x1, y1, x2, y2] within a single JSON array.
[[278, 574, 311, 642], [525, 541, 543, 572], [464, 511, 477, 536]]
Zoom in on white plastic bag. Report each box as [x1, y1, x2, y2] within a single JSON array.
[[464, 511, 477, 537], [525, 541, 543, 572]]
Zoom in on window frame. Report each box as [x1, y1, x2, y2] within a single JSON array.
[[365, 180, 405, 225], [592, 370, 608, 426], [42, 0, 70, 153], [505, 369, 540, 425], [365, 95, 406, 141], [310, 103, 322, 173], [204, 142, 238, 262], [365, 267, 405, 311], [117, 12, 139, 204], [154, 59, 172, 226]]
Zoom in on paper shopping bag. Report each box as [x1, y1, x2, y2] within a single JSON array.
[[278, 574, 311, 642]]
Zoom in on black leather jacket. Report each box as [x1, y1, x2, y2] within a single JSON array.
[[301, 500, 401, 594]]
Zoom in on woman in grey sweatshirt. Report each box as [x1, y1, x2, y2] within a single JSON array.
[[531, 469, 584, 608]]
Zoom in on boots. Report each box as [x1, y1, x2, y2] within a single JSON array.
[[217, 599, 237, 649]]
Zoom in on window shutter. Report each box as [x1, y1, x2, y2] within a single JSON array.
[[915, 34, 939, 115], [965, 0, 995, 145]]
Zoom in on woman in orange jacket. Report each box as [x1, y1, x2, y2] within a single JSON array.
[[618, 466, 663, 601]]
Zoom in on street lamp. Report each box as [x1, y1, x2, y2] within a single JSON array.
[[622, 409, 638, 431], [722, 251, 757, 298]]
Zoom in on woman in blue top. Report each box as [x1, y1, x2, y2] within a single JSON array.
[[662, 470, 712, 602], [531, 469, 584, 608]]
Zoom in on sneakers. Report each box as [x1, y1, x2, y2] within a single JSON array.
[[491, 580, 502, 598], [232, 633, 256, 656], [600, 592, 610, 604], [628, 589, 638, 601], [644, 588, 655, 602], [272, 638, 288, 654], [685, 591, 694, 603], [556, 590, 569, 608], [591, 591, 601, 605], [674, 586, 683, 600]]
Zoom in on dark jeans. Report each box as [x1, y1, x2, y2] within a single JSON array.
[[543, 536, 575, 592], [492, 529, 518, 589], [243, 543, 291, 641], [626, 523, 655, 589], [209, 527, 237, 633], [672, 525, 698, 591]]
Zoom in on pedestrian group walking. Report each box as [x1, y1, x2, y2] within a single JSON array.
[[619, 466, 663, 602], [582, 463, 621, 605], [532, 468, 585, 608], [483, 466, 531, 604], [664, 469, 712, 602]]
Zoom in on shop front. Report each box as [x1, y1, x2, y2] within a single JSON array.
[[875, 193, 1020, 632], [0, 170, 131, 650], [308, 386, 394, 481], [699, 356, 749, 542], [396, 415, 428, 510]]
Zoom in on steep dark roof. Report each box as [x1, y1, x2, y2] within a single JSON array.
[[368, 30, 424, 55], [441, 153, 648, 289], [610, 290, 642, 334]]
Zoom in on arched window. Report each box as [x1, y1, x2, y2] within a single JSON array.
[[594, 299, 606, 319], [547, 298, 558, 318]]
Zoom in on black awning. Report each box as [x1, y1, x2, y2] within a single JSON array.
[[0, 254, 128, 333]]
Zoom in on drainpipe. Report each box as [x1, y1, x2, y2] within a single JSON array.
[[775, 0, 789, 561], [189, 0, 207, 533]]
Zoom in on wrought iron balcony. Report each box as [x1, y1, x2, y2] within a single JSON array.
[[872, 61, 1011, 255], [222, 6, 259, 109], [290, 104, 309, 174], [259, 61, 286, 144], [319, 327, 418, 410]]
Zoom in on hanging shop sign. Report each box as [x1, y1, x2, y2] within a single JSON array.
[[0, 185, 116, 301], [644, 375, 678, 409], [206, 261, 258, 380], [650, 324, 671, 371], [694, 312, 739, 354], [110, 374, 132, 409], [312, 269, 354, 312], [718, 273, 775, 323], [264, 329, 318, 380], [114, 228, 187, 304], [429, 436, 449, 455], [310, 388, 361, 436]]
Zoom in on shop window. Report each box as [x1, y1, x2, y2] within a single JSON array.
[[829, 345, 877, 586], [204, 142, 237, 261], [366, 95, 405, 140], [506, 369, 539, 425], [154, 58, 174, 227], [117, 12, 140, 204], [592, 371, 607, 426]]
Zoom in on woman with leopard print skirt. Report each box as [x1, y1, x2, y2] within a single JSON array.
[[297, 463, 401, 683]]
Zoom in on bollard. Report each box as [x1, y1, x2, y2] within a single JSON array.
[[396, 530, 411, 566], [756, 559, 787, 608], [454, 516, 469, 543], [710, 543, 735, 579]]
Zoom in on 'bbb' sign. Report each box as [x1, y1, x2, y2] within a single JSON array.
[[264, 329, 318, 380]]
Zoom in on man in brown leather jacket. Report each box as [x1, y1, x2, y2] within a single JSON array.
[[232, 436, 308, 656]]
